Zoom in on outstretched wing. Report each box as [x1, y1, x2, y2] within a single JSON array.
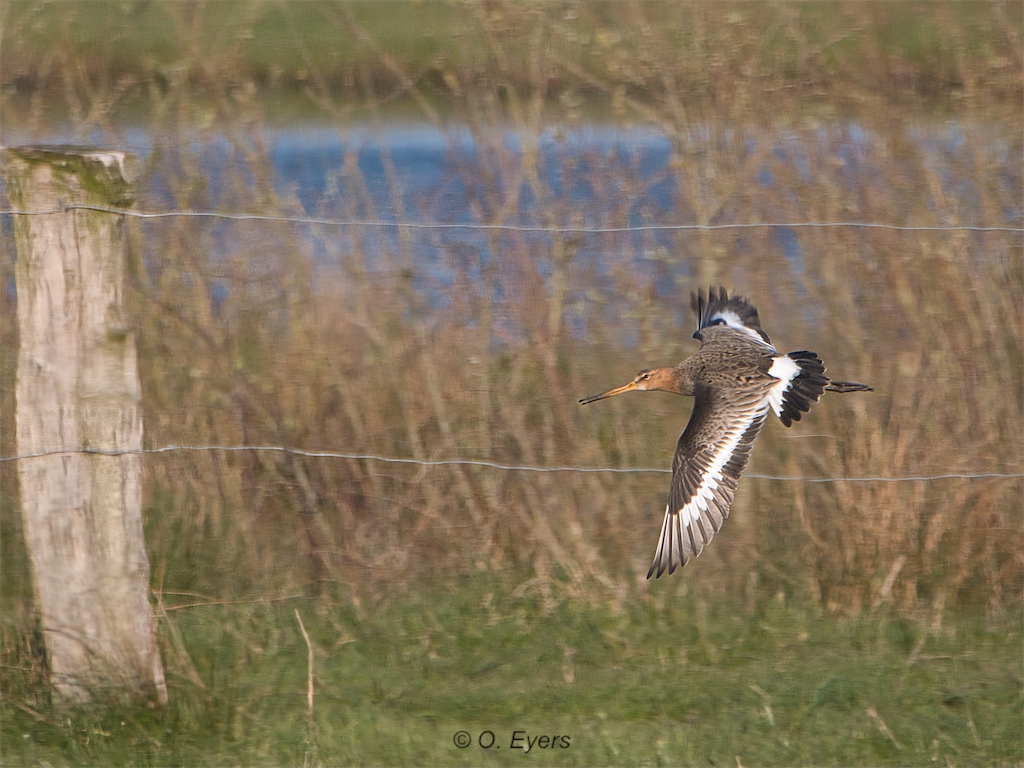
[[647, 383, 770, 578], [692, 286, 774, 348]]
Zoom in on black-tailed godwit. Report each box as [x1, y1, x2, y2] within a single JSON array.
[[580, 287, 871, 578]]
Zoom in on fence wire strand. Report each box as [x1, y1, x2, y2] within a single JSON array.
[[1, 445, 1021, 483], [2, 205, 1022, 233], [2, 206, 1020, 485]]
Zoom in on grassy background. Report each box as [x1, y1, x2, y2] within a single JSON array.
[[1, 1, 1022, 765], [3, 0, 1022, 123]]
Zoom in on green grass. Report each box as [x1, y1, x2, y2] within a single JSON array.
[[3, 1, 1021, 117], [3, 578, 1020, 766]]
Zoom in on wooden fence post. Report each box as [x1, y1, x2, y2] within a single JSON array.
[[2, 146, 167, 705]]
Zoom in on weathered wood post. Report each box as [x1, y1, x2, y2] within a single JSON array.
[[3, 146, 167, 705]]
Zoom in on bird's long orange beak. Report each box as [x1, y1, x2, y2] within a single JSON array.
[[579, 380, 639, 405]]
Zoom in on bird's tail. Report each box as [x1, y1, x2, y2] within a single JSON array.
[[826, 381, 873, 393], [772, 350, 829, 427]]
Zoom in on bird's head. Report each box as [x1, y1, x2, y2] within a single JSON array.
[[579, 367, 681, 404]]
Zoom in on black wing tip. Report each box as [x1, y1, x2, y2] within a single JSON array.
[[646, 510, 689, 579], [690, 286, 771, 344], [647, 552, 683, 579]]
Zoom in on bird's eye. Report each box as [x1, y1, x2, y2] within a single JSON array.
[[712, 318, 727, 326], [639, 372, 650, 380]]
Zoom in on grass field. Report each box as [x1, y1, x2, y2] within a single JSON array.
[[2, 579, 1021, 766], [3, 0, 1022, 121]]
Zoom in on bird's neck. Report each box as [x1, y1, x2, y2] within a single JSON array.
[[670, 363, 697, 396]]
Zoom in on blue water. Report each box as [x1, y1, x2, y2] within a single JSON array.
[[259, 125, 681, 311], [3, 121, 1018, 338]]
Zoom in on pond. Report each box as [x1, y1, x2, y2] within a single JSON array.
[[4, 116, 1018, 350]]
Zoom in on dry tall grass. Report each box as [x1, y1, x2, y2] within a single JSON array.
[[1, 2, 1021, 626]]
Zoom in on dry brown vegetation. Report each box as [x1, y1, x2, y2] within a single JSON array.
[[2, 1, 1022, 630]]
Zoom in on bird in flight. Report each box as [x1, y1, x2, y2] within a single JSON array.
[[580, 287, 871, 578]]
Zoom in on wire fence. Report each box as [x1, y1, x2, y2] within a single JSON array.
[[2, 445, 1021, 483], [2, 205, 1022, 233], [2, 207, 1020, 485]]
